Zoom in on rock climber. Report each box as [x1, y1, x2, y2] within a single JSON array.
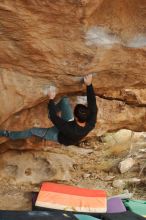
[[0, 74, 97, 146]]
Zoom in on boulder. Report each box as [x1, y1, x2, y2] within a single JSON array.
[[119, 158, 135, 173], [0, 0, 146, 149]]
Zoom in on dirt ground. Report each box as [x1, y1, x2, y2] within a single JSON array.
[[0, 130, 145, 210]]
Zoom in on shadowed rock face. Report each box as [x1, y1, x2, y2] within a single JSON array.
[[0, 0, 146, 148]]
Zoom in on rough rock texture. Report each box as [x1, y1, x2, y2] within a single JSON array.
[[0, 0, 146, 145], [0, 0, 146, 210]]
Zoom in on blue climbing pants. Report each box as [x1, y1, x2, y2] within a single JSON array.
[[2, 97, 74, 142]]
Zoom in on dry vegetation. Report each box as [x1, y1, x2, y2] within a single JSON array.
[[74, 130, 146, 198], [0, 130, 145, 210]]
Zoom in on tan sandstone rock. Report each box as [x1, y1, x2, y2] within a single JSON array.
[[119, 158, 135, 173], [0, 0, 146, 149]]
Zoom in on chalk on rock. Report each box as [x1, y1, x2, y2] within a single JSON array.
[[42, 84, 57, 96]]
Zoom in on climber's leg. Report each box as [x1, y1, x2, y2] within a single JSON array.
[[0, 127, 59, 142], [0, 129, 32, 140], [56, 97, 74, 121], [41, 126, 59, 141]]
